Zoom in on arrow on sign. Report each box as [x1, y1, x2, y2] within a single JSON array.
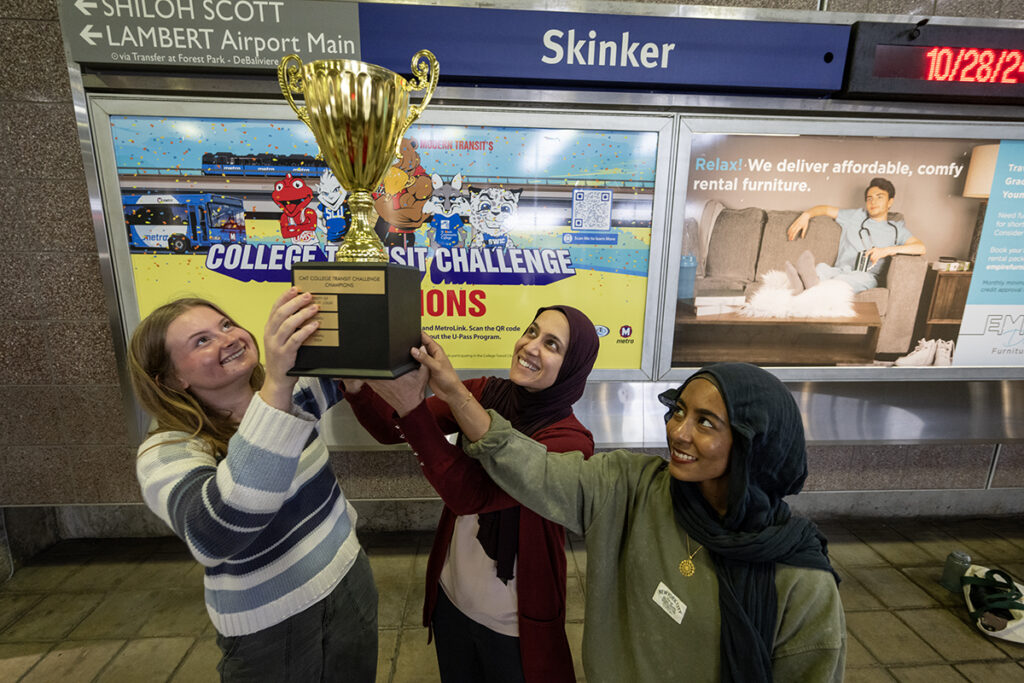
[[75, 0, 97, 15], [80, 24, 102, 46]]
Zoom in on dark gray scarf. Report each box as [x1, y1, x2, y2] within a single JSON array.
[[659, 362, 837, 683]]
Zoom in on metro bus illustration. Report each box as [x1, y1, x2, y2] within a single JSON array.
[[123, 194, 246, 253]]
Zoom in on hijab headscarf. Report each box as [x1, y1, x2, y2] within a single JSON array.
[[475, 305, 600, 582], [657, 362, 837, 682]]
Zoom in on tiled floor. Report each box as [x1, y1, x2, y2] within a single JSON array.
[[1, 517, 1023, 682]]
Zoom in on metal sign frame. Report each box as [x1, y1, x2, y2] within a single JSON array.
[[88, 95, 675, 385], [657, 113, 1024, 382]]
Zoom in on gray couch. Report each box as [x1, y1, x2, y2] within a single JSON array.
[[693, 200, 928, 355]]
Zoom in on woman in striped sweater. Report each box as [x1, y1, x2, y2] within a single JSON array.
[[129, 289, 376, 682]]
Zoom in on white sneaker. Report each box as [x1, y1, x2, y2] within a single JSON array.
[[895, 338, 937, 366], [933, 339, 955, 366]]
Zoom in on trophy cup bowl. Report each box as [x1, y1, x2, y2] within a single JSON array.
[[279, 51, 438, 377]]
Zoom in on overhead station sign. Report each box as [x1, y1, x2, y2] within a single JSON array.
[[59, 0, 361, 69], [357, 4, 848, 93], [59, 1, 849, 94]]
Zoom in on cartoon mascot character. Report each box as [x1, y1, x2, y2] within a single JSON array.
[[372, 138, 433, 248], [273, 173, 318, 245], [424, 173, 470, 249], [316, 169, 351, 243]]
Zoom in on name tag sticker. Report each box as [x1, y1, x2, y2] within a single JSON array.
[[653, 581, 687, 624]]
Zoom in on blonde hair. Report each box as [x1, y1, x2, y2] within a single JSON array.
[[128, 298, 265, 458]]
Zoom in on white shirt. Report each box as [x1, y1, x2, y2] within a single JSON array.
[[439, 514, 519, 636]]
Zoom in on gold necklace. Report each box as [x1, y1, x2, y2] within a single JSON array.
[[679, 535, 704, 577]]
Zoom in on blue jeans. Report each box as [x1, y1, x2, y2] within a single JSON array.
[[215, 549, 378, 683]]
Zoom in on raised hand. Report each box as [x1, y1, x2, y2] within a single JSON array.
[[412, 332, 491, 441], [259, 287, 320, 411], [342, 379, 365, 395], [412, 333, 465, 405], [365, 363, 429, 417]]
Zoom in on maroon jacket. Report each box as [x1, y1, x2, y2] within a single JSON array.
[[345, 378, 593, 682]]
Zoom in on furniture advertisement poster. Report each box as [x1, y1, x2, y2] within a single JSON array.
[[671, 130, 1014, 370]]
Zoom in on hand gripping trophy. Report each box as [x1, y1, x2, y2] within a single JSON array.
[[278, 50, 438, 378]]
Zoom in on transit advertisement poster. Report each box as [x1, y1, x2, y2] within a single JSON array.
[[672, 131, 1011, 369], [110, 114, 658, 370], [955, 140, 1024, 364]]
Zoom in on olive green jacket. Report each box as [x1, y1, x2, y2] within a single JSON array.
[[464, 411, 846, 683]]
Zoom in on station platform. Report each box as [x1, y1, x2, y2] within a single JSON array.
[[1, 516, 1023, 682]]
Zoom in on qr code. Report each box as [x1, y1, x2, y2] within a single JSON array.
[[571, 189, 613, 230]]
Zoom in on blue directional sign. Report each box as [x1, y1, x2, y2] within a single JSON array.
[[359, 4, 849, 93]]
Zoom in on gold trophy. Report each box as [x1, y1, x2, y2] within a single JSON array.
[[278, 51, 438, 377]]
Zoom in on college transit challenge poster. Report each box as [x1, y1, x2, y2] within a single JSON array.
[[111, 114, 659, 370]]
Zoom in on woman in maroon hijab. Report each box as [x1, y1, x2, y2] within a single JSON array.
[[344, 305, 599, 683]]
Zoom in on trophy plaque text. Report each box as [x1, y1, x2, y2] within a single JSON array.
[[278, 50, 438, 377]]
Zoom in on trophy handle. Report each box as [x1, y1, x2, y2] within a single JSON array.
[[395, 50, 439, 157], [278, 54, 310, 128]]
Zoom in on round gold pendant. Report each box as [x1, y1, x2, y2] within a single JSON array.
[[679, 559, 695, 577]]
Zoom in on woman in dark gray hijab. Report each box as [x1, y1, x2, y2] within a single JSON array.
[[659, 363, 840, 682], [407, 355, 845, 683]]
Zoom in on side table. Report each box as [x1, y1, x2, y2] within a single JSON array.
[[915, 269, 972, 340]]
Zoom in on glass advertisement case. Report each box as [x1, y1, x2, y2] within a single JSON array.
[[659, 116, 1024, 381], [89, 97, 674, 380], [89, 96, 1024, 384]]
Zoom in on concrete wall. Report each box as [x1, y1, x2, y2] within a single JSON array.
[[2, 0, 1024, 563]]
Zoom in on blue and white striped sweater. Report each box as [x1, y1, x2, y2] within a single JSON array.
[[137, 377, 361, 636]]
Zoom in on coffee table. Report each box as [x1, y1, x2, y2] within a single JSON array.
[[672, 302, 882, 366]]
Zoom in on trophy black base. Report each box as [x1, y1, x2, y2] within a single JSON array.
[[287, 261, 422, 379]]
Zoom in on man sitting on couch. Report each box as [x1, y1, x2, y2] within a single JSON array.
[[785, 177, 926, 293]]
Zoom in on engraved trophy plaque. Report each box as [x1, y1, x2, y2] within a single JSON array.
[[278, 51, 438, 377]]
